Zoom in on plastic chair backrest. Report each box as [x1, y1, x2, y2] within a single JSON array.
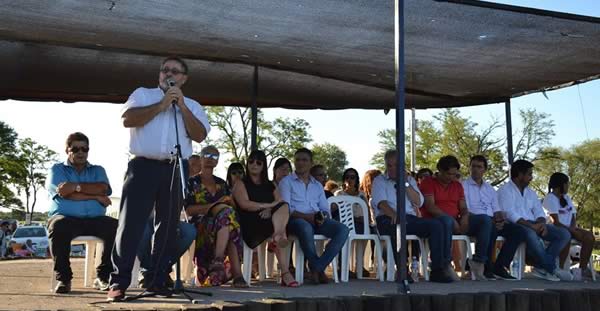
[[328, 195, 369, 235]]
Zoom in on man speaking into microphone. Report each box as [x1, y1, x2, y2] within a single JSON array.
[[108, 56, 210, 302]]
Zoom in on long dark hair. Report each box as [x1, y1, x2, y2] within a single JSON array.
[[272, 157, 291, 181], [548, 172, 569, 207], [246, 150, 270, 184], [342, 168, 360, 191], [226, 162, 245, 187]]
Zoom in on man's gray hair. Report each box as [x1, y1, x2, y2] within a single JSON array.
[[384, 149, 398, 162]]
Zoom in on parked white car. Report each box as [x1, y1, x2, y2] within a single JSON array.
[[10, 225, 49, 256]]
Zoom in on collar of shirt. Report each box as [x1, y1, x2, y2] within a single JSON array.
[[63, 160, 92, 169], [290, 172, 321, 186]]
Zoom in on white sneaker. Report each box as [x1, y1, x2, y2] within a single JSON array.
[[532, 267, 560, 282], [554, 269, 574, 281], [469, 260, 487, 281]]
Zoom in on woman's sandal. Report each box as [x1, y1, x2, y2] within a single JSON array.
[[280, 271, 299, 287], [208, 257, 226, 286], [232, 276, 249, 288]]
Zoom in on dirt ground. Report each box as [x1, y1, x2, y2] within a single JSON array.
[[2, 258, 600, 311]]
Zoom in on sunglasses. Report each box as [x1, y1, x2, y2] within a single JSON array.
[[160, 67, 186, 75], [231, 170, 244, 176], [202, 153, 219, 160], [248, 159, 263, 166], [69, 146, 89, 153]]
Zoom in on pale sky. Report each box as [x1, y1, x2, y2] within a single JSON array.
[[0, 0, 598, 214]]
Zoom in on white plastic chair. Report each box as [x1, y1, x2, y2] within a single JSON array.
[[242, 237, 294, 286], [494, 236, 525, 280], [563, 239, 596, 281], [452, 235, 475, 280], [377, 233, 429, 281], [50, 235, 103, 290], [329, 195, 384, 282]]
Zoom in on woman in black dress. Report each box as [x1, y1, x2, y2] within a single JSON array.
[[233, 150, 299, 287]]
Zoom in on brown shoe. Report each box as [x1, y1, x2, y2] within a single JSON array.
[[307, 271, 320, 285], [318, 271, 330, 284], [106, 287, 126, 302]]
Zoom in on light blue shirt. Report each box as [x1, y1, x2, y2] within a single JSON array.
[[371, 174, 423, 217], [122, 87, 211, 160], [462, 177, 500, 217], [279, 172, 330, 215], [47, 161, 112, 218]]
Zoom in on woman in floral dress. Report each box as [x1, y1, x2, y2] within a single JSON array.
[[186, 146, 246, 287]]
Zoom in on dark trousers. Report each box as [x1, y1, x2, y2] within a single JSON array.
[[109, 157, 182, 289], [488, 221, 529, 271], [466, 213, 494, 263], [377, 214, 452, 270], [48, 215, 118, 282]]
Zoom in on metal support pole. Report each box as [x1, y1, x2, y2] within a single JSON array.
[[505, 99, 514, 165], [251, 65, 258, 151], [410, 108, 416, 172], [395, 0, 410, 294]]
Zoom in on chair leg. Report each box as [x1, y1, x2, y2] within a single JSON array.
[[258, 242, 267, 281], [295, 242, 304, 285], [341, 242, 350, 282], [385, 239, 395, 281], [242, 242, 253, 286], [421, 240, 430, 281], [356, 240, 366, 279], [130, 258, 141, 288], [84, 241, 96, 287], [372, 239, 384, 282]]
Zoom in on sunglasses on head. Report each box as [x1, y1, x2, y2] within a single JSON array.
[[202, 153, 219, 160], [160, 67, 185, 75], [70, 146, 89, 153], [248, 159, 263, 166]]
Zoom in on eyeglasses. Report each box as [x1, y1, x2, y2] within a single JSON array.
[[69, 146, 89, 153], [231, 170, 244, 176], [345, 175, 357, 180], [202, 153, 219, 160], [160, 67, 186, 75], [248, 159, 263, 166]]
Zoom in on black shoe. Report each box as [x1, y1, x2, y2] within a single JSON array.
[[54, 280, 71, 294], [146, 286, 173, 298], [165, 275, 175, 289], [93, 278, 110, 291], [318, 271, 330, 284], [493, 266, 517, 280], [307, 271, 320, 285], [483, 270, 497, 280], [429, 269, 453, 283]]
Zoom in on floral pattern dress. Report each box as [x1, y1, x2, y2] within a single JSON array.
[[187, 174, 242, 286]]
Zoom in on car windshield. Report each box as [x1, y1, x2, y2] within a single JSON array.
[[13, 227, 46, 238]]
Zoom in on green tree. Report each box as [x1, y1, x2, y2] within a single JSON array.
[[312, 143, 348, 182], [0, 121, 24, 210], [13, 138, 58, 222], [206, 106, 311, 168], [531, 140, 600, 229], [370, 108, 553, 186]]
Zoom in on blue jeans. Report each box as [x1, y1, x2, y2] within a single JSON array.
[[137, 218, 197, 283], [487, 221, 529, 270], [376, 214, 452, 270], [466, 213, 494, 263], [519, 221, 570, 273], [287, 217, 349, 273]]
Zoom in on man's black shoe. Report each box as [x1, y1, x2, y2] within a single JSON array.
[[429, 269, 453, 283], [483, 270, 497, 280], [54, 280, 71, 294], [493, 266, 517, 280], [146, 286, 173, 298]]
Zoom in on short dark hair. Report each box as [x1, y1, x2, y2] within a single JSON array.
[[65, 132, 89, 149], [416, 168, 433, 179], [510, 159, 534, 179], [189, 154, 201, 160], [161, 56, 189, 74], [437, 155, 460, 171], [469, 155, 488, 170], [310, 164, 325, 176], [295, 147, 313, 161]]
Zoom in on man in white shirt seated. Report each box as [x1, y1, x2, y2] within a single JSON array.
[[462, 155, 527, 280], [497, 160, 571, 281], [279, 148, 350, 285], [371, 150, 453, 283]]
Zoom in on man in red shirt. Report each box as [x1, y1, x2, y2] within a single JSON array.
[[419, 155, 493, 281]]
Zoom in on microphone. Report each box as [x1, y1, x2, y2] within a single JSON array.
[[166, 79, 178, 106]]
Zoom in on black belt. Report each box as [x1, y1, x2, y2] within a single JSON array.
[[133, 156, 173, 164]]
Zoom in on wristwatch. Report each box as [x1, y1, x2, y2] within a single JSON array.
[[405, 182, 410, 188], [75, 184, 81, 193]]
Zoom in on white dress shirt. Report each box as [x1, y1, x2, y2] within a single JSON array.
[[462, 177, 500, 217], [279, 172, 330, 215], [542, 193, 576, 226], [497, 180, 545, 223], [122, 87, 211, 160], [371, 174, 423, 217]]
